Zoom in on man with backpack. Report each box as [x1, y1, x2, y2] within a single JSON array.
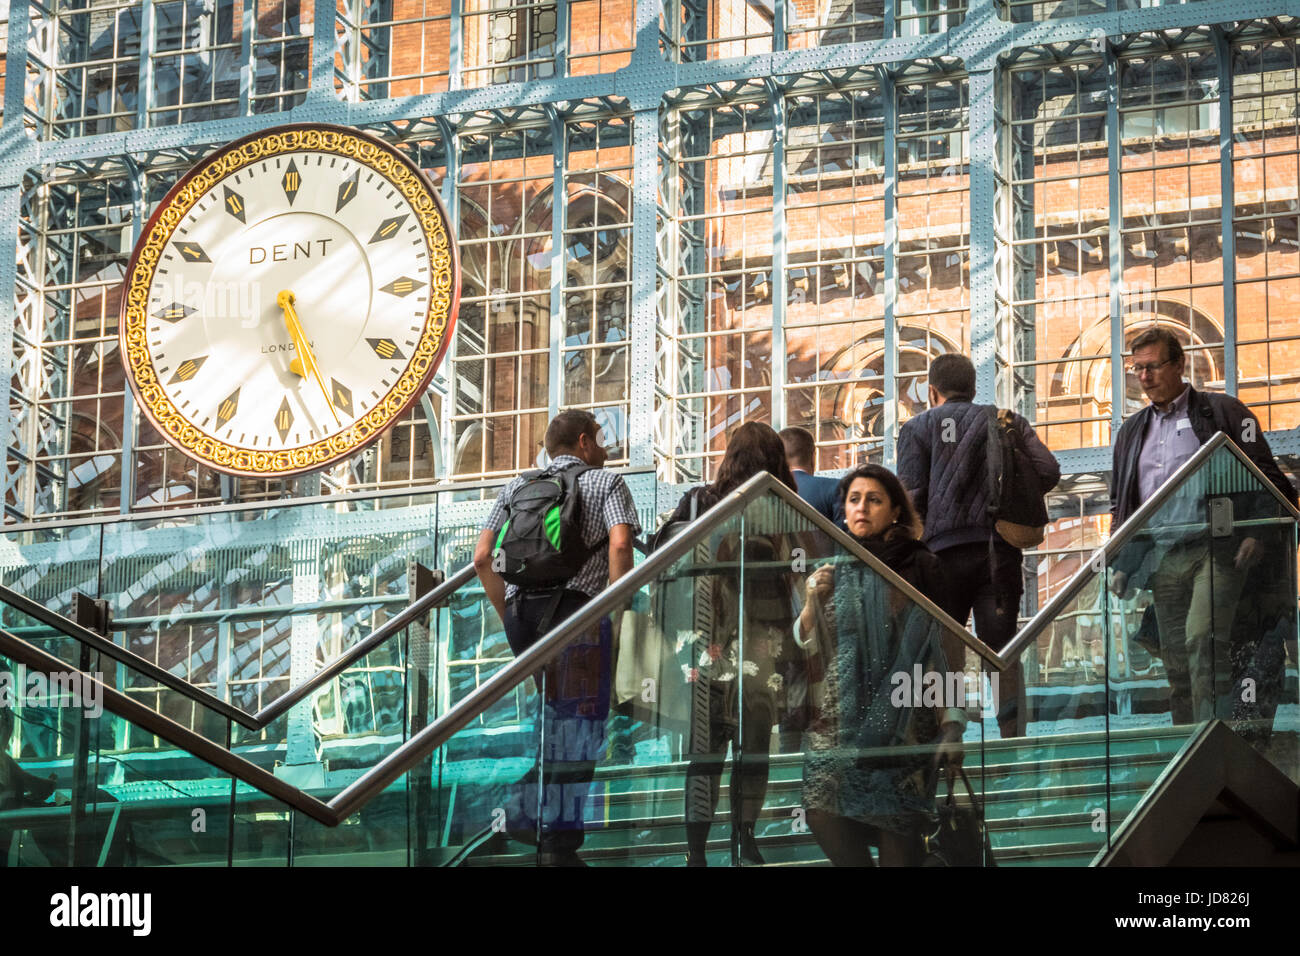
[[473, 409, 641, 865], [896, 354, 1060, 739]]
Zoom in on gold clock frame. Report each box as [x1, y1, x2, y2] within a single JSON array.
[[119, 123, 461, 479]]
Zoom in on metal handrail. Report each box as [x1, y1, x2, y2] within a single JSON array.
[[249, 562, 476, 727], [328, 470, 1001, 819], [0, 561, 478, 731], [1002, 431, 1300, 664], [0, 581, 249, 725], [763, 473, 1001, 664], [0, 627, 336, 825]]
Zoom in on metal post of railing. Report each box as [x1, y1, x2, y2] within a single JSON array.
[[406, 560, 440, 865], [68, 592, 110, 867]]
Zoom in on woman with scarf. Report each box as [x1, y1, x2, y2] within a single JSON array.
[[796, 463, 965, 866]]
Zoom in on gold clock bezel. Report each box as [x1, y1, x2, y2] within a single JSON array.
[[119, 123, 461, 479]]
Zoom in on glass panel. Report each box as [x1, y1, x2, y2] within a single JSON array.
[[576, 510, 748, 866], [1003, 573, 1132, 865], [424, 619, 544, 864], [97, 492, 437, 717], [0, 593, 231, 746], [742, 493, 987, 867], [288, 625, 417, 866], [0, 513, 103, 626], [1107, 441, 1299, 791], [408, 512, 530, 863], [1004, 438, 1299, 864], [0, 647, 235, 867]]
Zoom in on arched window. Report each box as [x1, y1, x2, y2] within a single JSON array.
[[1049, 300, 1223, 447]]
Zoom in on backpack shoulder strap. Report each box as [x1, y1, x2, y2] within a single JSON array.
[[558, 463, 608, 556], [985, 405, 1005, 513], [554, 461, 595, 493]]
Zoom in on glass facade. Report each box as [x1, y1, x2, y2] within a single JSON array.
[[7, 4, 1300, 523]]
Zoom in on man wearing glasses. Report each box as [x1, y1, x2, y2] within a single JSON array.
[[1110, 327, 1296, 726]]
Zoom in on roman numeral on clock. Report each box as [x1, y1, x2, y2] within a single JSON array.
[[223, 186, 246, 223], [282, 160, 302, 205], [331, 379, 353, 416], [337, 170, 359, 212], [168, 355, 208, 384], [153, 302, 197, 323], [367, 338, 405, 360], [369, 215, 409, 244], [274, 396, 294, 442], [217, 388, 240, 425], [174, 242, 210, 263], [381, 276, 425, 297]]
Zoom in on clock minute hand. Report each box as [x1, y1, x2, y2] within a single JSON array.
[[276, 289, 341, 427]]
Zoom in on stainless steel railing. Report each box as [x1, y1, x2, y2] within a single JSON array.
[[1002, 431, 1300, 664], [0, 561, 477, 730], [0, 468, 1002, 826]]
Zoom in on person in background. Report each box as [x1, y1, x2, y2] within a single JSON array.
[[896, 354, 1060, 739], [1109, 326, 1297, 726], [780, 426, 844, 528], [796, 464, 964, 866], [661, 421, 798, 866]]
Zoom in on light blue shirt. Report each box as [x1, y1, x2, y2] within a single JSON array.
[[1137, 385, 1200, 503], [1138, 385, 1202, 541]]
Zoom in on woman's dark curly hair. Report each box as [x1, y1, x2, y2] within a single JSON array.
[[710, 421, 797, 496], [836, 463, 924, 540]]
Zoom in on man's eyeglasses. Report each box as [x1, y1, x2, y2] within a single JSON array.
[[1126, 359, 1175, 376]]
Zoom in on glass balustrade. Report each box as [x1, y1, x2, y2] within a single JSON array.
[[0, 646, 240, 866], [998, 436, 1299, 864], [431, 485, 996, 866], [0, 444, 1293, 867]]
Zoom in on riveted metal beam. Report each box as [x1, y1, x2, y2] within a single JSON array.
[[1215, 26, 1238, 397], [767, 77, 787, 432]]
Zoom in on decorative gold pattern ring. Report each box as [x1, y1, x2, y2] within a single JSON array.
[[119, 123, 461, 479]]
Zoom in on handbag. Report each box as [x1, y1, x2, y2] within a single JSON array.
[[1134, 603, 1161, 659], [920, 766, 996, 867], [614, 608, 665, 709]]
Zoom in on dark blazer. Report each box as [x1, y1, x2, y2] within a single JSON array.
[[1110, 385, 1298, 527], [1109, 386, 1298, 582], [793, 470, 844, 527]]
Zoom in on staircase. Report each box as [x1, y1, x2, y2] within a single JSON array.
[[456, 725, 1194, 866]]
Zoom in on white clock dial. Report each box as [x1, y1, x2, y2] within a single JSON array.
[[121, 126, 459, 477]]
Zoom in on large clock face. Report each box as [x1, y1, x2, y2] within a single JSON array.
[[120, 124, 459, 478]]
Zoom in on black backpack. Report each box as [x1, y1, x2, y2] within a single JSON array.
[[985, 406, 1049, 549], [493, 462, 601, 589]]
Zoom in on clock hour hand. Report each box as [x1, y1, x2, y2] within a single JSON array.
[[276, 289, 341, 427]]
